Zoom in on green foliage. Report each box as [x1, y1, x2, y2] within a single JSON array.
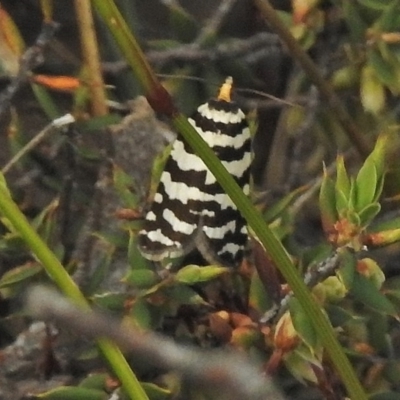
[[332, 0, 400, 113], [0, 261, 42, 289], [36, 387, 107, 400], [174, 264, 229, 284], [3, 1, 400, 399], [319, 135, 389, 248], [35, 375, 171, 400]]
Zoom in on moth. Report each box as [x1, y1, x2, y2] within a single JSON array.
[[138, 77, 251, 268]]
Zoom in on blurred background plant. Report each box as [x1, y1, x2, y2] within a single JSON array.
[[1, 1, 400, 399]]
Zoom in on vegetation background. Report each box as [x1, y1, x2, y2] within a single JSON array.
[[1, 1, 400, 399]]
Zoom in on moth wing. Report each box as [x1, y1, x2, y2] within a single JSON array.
[[138, 137, 207, 262], [191, 102, 252, 267]]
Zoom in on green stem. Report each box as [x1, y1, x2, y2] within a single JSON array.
[[91, 0, 158, 93], [0, 180, 149, 400]]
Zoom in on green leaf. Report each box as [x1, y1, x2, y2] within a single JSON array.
[[325, 304, 357, 328], [148, 142, 173, 199], [383, 360, 400, 385], [358, 202, 381, 226], [30, 83, 61, 120], [335, 188, 350, 217], [85, 250, 114, 295], [336, 156, 351, 198], [78, 114, 121, 132], [289, 297, 318, 351], [263, 186, 304, 222], [373, 175, 385, 205], [369, 134, 388, 182], [128, 231, 152, 270], [369, 391, 400, 400], [0, 262, 42, 288], [367, 48, 400, 90], [0, 6, 24, 76], [358, 258, 385, 289], [351, 273, 398, 316], [0, 186, 19, 241], [342, 1, 368, 42], [355, 161, 378, 211], [331, 65, 359, 90], [371, 228, 400, 246], [0, 170, 11, 197], [338, 249, 357, 289], [167, 285, 207, 306], [174, 264, 229, 284], [147, 38, 184, 50], [72, 144, 102, 161], [319, 166, 338, 232], [370, 215, 400, 231], [113, 165, 139, 208], [248, 270, 273, 314], [283, 349, 318, 384], [357, 0, 394, 10], [168, 3, 198, 43], [130, 298, 154, 329], [348, 210, 362, 228], [91, 292, 127, 312], [124, 269, 159, 289], [354, 134, 388, 213], [142, 382, 172, 400], [360, 64, 386, 114], [36, 386, 107, 400], [79, 373, 108, 390], [373, 0, 400, 31], [348, 177, 358, 212]]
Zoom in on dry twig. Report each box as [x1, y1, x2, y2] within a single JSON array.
[[0, 22, 59, 120], [27, 286, 286, 400]]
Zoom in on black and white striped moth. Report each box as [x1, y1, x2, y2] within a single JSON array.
[[138, 77, 251, 268]]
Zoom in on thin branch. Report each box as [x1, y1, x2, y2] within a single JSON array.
[[0, 22, 59, 120], [2, 114, 75, 175], [27, 286, 286, 400], [260, 250, 341, 323], [193, 0, 238, 45], [101, 32, 281, 72]]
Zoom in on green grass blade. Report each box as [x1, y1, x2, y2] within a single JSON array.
[[0, 175, 149, 400]]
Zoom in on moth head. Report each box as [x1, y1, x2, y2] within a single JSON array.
[[218, 76, 233, 103]]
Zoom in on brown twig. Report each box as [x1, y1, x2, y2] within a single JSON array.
[[260, 250, 341, 323], [74, 0, 108, 116], [1, 114, 75, 175], [193, 0, 238, 45], [101, 32, 281, 72], [0, 22, 59, 120], [27, 286, 286, 400]]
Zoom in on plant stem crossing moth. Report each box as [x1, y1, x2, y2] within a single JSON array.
[[138, 77, 251, 268]]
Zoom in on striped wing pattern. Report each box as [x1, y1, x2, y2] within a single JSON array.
[[138, 79, 251, 267]]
